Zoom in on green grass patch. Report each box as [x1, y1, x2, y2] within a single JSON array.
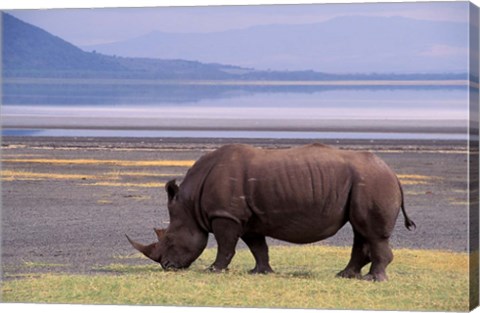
[[1, 246, 470, 311]]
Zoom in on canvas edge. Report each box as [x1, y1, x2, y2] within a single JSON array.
[[469, 1, 480, 310]]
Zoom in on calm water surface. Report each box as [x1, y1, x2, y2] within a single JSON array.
[[2, 83, 469, 140]]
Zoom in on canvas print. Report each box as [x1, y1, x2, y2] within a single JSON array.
[[1, 1, 479, 311]]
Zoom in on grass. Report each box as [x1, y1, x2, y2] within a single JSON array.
[[1, 246, 470, 311], [1, 169, 180, 190], [81, 181, 165, 188], [396, 174, 440, 186], [1, 170, 103, 181], [2, 167, 440, 189], [1, 158, 195, 167]]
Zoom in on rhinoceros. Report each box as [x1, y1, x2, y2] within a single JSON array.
[[126, 143, 415, 281]]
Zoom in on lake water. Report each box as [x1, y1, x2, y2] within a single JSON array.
[[1, 82, 470, 140]]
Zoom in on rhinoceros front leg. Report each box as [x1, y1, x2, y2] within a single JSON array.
[[242, 233, 274, 274], [208, 218, 241, 272]]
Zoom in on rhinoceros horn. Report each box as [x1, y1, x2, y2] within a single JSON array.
[[125, 234, 159, 261]]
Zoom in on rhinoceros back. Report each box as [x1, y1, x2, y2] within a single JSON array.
[[192, 144, 354, 242]]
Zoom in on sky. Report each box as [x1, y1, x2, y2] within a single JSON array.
[[5, 1, 471, 46]]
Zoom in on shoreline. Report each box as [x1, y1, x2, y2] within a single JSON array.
[[4, 77, 471, 87], [1, 135, 468, 151], [1, 116, 468, 135]]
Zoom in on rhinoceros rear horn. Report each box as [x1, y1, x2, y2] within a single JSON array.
[[153, 227, 166, 240], [125, 234, 159, 262]]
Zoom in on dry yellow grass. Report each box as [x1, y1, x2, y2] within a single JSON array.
[[397, 174, 440, 180], [97, 199, 113, 204], [397, 173, 440, 186], [2, 157, 444, 190], [1, 158, 195, 167], [1, 169, 177, 183], [1, 170, 101, 181], [399, 179, 429, 185], [1, 168, 173, 188], [82, 181, 165, 188], [114, 171, 178, 177]]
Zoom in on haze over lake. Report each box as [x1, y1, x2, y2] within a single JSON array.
[[2, 2, 475, 140], [2, 82, 469, 140]]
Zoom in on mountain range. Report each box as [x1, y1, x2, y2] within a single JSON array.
[[2, 12, 468, 80], [2, 12, 122, 73], [83, 15, 469, 74]]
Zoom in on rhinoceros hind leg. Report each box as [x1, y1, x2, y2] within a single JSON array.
[[209, 218, 242, 272], [337, 231, 370, 280], [362, 240, 392, 282], [242, 233, 274, 274]]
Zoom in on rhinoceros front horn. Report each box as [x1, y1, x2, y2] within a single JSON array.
[[125, 234, 159, 262]]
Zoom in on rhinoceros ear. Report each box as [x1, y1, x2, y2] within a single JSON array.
[[165, 179, 179, 202], [153, 227, 166, 240]]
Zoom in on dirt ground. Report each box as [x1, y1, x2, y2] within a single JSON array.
[[0, 136, 471, 278]]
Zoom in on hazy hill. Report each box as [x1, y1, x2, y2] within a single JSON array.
[[83, 16, 469, 74], [2, 13, 125, 74]]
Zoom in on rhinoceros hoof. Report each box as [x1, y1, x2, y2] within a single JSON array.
[[248, 267, 274, 275], [336, 269, 362, 279], [363, 273, 388, 282]]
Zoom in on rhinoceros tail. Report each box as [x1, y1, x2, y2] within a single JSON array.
[[398, 180, 416, 231]]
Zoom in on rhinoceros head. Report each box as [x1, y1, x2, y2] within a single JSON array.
[[126, 180, 208, 270]]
